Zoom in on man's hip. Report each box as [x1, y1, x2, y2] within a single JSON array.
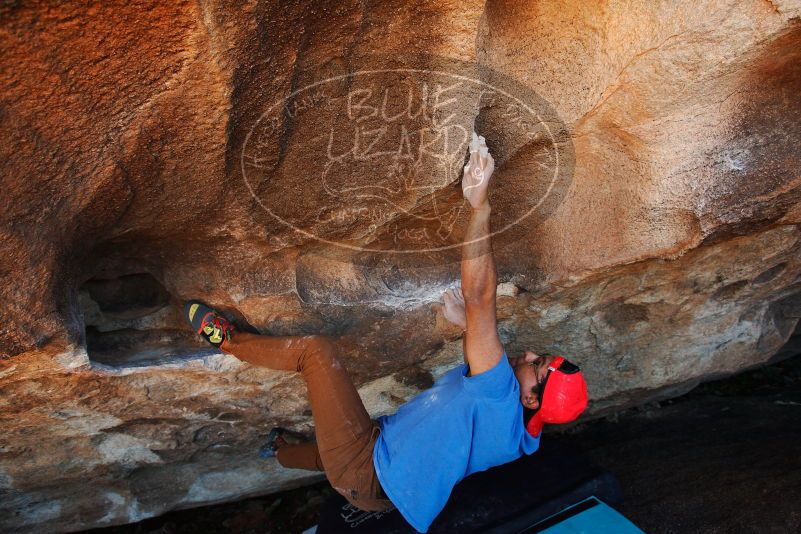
[[323, 421, 394, 512]]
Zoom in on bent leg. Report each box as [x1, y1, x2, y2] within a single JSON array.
[[221, 332, 372, 452], [277, 441, 324, 471], [221, 332, 390, 510]]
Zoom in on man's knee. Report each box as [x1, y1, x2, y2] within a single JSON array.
[[300, 335, 338, 370]]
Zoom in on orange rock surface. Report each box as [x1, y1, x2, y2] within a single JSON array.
[[1, 0, 799, 530]]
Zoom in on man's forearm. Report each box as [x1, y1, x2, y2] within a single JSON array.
[[461, 203, 496, 303]]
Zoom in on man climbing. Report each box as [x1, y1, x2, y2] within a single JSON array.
[[184, 132, 588, 533]]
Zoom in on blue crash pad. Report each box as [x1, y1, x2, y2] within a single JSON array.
[[533, 497, 643, 534]]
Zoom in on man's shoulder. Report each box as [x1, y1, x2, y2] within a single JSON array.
[[435, 362, 469, 383], [463, 356, 517, 398]]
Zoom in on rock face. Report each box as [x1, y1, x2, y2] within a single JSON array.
[[1, 0, 800, 531]]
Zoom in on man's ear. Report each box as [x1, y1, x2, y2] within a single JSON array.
[[523, 392, 539, 410], [523, 351, 539, 364]]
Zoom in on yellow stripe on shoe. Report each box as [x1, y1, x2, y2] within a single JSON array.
[[209, 328, 223, 344]]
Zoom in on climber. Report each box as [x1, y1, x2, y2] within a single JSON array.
[[184, 132, 588, 533]]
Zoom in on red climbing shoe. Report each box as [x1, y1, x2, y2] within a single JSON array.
[[184, 300, 234, 347]]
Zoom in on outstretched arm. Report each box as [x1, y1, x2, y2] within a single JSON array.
[[460, 133, 504, 376]]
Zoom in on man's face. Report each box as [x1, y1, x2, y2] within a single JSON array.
[[509, 351, 555, 410]]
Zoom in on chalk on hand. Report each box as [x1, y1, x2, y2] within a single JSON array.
[[469, 131, 481, 153]]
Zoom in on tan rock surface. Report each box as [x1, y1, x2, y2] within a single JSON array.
[[1, 0, 800, 530]]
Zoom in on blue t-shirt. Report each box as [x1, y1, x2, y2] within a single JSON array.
[[372, 355, 540, 532]]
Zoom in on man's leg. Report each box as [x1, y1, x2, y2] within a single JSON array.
[[221, 332, 373, 454], [276, 441, 324, 471], [185, 305, 392, 511]]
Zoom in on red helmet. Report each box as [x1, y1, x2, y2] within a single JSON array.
[[526, 356, 588, 437]]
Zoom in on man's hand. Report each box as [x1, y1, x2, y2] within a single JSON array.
[[442, 287, 467, 331], [462, 132, 495, 209]]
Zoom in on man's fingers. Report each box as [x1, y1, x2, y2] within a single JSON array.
[[470, 150, 480, 169]]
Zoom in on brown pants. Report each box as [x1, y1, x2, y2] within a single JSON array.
[[221, 332, 394, 512]]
